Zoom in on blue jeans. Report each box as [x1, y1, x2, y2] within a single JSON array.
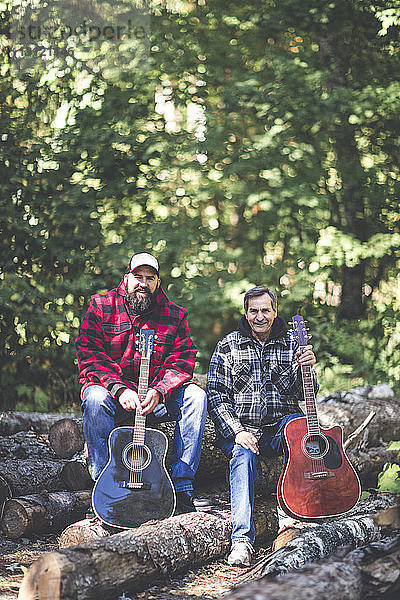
[[81, 383, 207, 492], [218, 413, 304, 544]]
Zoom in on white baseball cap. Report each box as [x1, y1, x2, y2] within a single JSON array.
[[129, 252, 159, 274]]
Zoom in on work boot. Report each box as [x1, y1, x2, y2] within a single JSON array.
[[176, 490, 197, 513], [227, 540, 254, 567]]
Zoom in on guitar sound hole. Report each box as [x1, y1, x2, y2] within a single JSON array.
[[303, 434, 328, 459], [122, 443, 152, 471]]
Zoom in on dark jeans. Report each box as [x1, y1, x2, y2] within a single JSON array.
[[218, 413, 304, 543]]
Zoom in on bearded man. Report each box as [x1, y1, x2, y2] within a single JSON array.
[[76, 252, 207, 514]]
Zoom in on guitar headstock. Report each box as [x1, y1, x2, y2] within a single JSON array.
[[138, 329, 155, 359], [291, 315, 309, 347]]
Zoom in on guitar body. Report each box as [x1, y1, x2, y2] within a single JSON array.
[[92, 426, 176, 529], [278, 417, 361, 520]]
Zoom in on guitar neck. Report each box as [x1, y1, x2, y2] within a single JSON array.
[[133, 357, 150, 445], [300, 362, 320, 435]]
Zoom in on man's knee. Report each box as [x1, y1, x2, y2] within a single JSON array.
[[184, 383, 207, 413], [231, 444, 258, 466], [82, 385, 114, 416]]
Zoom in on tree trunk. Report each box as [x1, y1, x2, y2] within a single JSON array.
[[1, 491, 91, 539], [48, 418, 84, 459]]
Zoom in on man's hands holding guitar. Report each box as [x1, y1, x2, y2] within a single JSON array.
[[118, 388, 161, 415]]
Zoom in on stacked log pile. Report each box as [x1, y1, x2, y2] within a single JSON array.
[[2, 381, 400, 599], [1, 382, 400, 541]]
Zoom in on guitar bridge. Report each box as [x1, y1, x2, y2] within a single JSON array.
[[304, 471, 335, 480], [120, 482, 152, 490]]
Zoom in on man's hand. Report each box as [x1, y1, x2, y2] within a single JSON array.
[[119, 389, 142, 412], [296, 344, 316, 367], [141, 388, 161, 415], [235, 430, 259, 454]]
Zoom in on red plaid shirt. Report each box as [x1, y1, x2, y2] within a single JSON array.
[[76, 278, 197, 401]]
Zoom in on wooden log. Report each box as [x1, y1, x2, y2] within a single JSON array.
[[249, 493, 397, 580], [1, 491, 91, 539], [348, 446, 400, 489], [0, 459, 67, 501], [0, 457, 92, 502], [61, 457, 93, 491], [19, 510, 233, 600], [59, 517, 113, 548], [0, 411, 76, 436], [316, 383, 400, 444], [221, 534, 400, 600], [48, 418, 84, 459], [58, 492, 278, 548], [0, 431, 55, 460]]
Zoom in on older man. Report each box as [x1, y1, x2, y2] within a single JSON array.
[[76, 252, 207, 513], [207, 286, 317, 566]]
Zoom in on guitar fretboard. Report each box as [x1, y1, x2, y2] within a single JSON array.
[[300, 363, 320, 435], [133, 357, 150, 445]]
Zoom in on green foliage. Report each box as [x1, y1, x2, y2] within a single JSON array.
[[1, 0, 399, 410], [377, 463, 400, 495], [376, 441, 400, 495]]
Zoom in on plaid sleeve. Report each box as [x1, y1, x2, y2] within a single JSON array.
[[206, 340, 245, 439], [76, 297, 134, 393], [272, 338, 318, 400], [150, 314, 197, 401]]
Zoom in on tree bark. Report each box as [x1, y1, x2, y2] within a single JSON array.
[[19, 510, 233, 600], [0, 431, 55, 460], [58, 493, 278, 548], [221, 535, 400, 600], [0, 459, 67, 501], [0, 411, 76, 436], [0, 458, 92, 502], [1, 491, 91, 539]]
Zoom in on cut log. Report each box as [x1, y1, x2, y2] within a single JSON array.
[[1, 491, 91, 539], [19, 510, 233, 600], [0, 431, 54, 460], [61, 457, 93, 491], [316, 383, 400, 444], [59, 517, 113, 548], [220, 534, 400, 600], [58, 492, 278, 548], [0, 411, 76, 436], [48, 418, 84, 459], [0, 459, 67, 501], [249, 493, 397, 580], [0, 457, 92, 502]]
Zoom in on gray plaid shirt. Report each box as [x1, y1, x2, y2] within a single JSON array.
[[206, 317, 317, 440]]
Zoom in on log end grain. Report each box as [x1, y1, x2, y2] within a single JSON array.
[[48, 418, 84, 459], [18, 552, 72, 600], [1, 498, 46, 540]]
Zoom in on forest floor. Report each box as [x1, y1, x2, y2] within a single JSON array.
[[0, 530, 274, 600]]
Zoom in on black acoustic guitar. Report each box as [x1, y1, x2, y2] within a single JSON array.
[[92, 328, 176, 528]]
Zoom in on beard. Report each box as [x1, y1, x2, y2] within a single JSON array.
[[125, 288, 156, 314]]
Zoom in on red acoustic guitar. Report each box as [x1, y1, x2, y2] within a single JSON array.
[[277, 315, 361, 520]]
